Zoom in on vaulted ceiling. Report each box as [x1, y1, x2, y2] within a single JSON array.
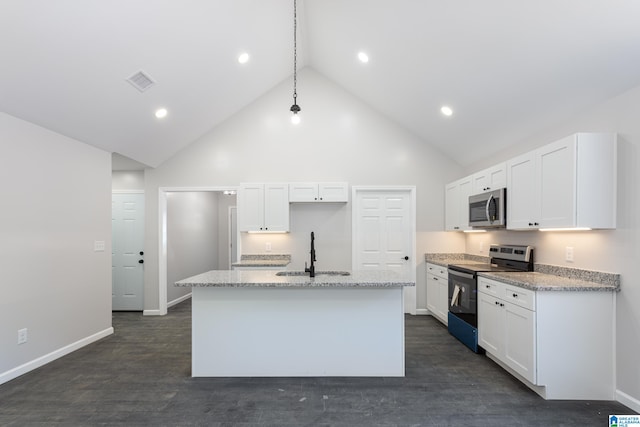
[[2, 1, 640, 168]]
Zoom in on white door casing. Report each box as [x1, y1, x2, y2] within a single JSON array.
[[352, 187, 416, 314], [112, 192, 145, 311]]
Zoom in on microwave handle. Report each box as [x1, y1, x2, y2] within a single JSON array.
[[485, 194, 493, 221]]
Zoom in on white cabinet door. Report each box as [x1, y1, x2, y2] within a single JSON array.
[[318, 182, 348, 202], [238, 183, 265, 232], [503, 302, 536, 383], [472, 163, 506, 194], [445, 176, 472, 231], [426, 275, 448, 324], [288, 182, 318, 202], [538, 136, 576, 228], [238, 183, 289, 232], [426, 273, 439, 317], [436, 277, 449, 321], [507, 151, 538, 230], [264, 184, 290, 232], [478, 292, 503, 355]]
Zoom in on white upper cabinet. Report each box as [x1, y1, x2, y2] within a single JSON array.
[[445, 176, 472, 231], [238, 183, 289, 232], [289, 182, 348, 202], [471, 163, 506, 195], [507, 133, 617, 230]]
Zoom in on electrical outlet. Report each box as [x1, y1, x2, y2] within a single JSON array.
[[18, 328, 27, 345], [266, 242, 272, 252], [565, 246, 574, 262], [479, 241, 485, 253]]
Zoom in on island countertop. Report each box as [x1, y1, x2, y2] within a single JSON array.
[[175, 269, 415, 288]]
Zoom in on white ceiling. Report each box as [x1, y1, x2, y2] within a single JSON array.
[[3, 0, 640, 168]]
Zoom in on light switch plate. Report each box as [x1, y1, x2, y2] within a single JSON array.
[[94, 240, 105, 252]]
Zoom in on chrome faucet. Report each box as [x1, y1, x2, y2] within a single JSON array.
[[304, 231, 316, 277]]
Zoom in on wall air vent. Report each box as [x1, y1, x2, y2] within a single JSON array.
[[126, 70, 156, 92]]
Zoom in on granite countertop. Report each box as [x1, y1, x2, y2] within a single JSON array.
[[424, 253, 489, 268], [231, 254, 291, 268], [425, 252, 620, 292], [479, 271, 618, 292], [175, 269, 415, 288]]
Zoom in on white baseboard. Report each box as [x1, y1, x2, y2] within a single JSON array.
[[0, 327, 114, 386], [143, 309, 163, 316], [168, 292, 192, 308], [415, 308, 429, 315], [616, 389, 640, 413]]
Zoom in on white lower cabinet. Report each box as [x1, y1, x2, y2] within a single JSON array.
[[478, 279, 536, 383], [426, 263, 448, 325], [477, 276, 615, 400]]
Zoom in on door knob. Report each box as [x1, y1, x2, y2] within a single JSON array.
[[404, 256, 409, 260], [138, 260, 144, 264]]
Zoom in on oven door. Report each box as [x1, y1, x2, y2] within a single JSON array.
[[448, 269, 478, 327]]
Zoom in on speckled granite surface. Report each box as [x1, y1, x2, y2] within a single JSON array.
[[176, 269, 415, 288], [478, 271, 618, 292], [425, 253, 619, 292], [231, 254, 291, 268], [424, 253, 489, 267]]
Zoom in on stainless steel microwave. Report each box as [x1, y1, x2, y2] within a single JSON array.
[[468, 188, 506, 228]]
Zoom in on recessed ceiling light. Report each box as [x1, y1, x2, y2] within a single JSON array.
[[155, 108, 168, 119], [357, 51, 369, 63], [238, 52, 250, 64], [441, 106, 453, 116]]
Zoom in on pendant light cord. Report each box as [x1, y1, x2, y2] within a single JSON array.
[[292, 0, 298, 106]]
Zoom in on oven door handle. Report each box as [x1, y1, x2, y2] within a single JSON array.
[[448, 269, 475, 280]]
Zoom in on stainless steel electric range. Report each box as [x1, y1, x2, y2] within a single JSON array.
[[447, 244, 534, 353]]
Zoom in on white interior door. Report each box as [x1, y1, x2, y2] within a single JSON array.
[[112, 193, 145, 311], [353, 188, 416, 314]]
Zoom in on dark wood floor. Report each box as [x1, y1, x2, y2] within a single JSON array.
[[0, 299, 630, 426]]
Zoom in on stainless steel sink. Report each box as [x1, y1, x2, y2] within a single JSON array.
[[276, 271, 351, 276]]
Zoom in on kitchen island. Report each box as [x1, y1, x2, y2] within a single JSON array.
[[175, 270, 415, 377]]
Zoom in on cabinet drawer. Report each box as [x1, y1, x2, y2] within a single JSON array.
[[426, 272, 446, 285], [503, 285, 535, 311], [478, 277, 502, 297], [426, 263, 448, 279]]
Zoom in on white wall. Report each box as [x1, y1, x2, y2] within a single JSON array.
[[462, 85, 640, 410], [143, 68, 465, 314], [166, 192, 220, 304], [112, 170, 144, 191], [0, 113, 112, 384]]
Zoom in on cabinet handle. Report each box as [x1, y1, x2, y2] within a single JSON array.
[[486, 285, 491, 289], [433, 277, 438, 281], [534, 222, 539, 226], [500, 303, 505, 307], [512, 293, 518, 298]]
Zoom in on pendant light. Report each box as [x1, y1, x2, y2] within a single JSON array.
[[290, 0, 301, 124]]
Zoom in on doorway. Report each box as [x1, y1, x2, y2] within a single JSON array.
[[352, 186, 416, 314], [158, 187, 238, 315]]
